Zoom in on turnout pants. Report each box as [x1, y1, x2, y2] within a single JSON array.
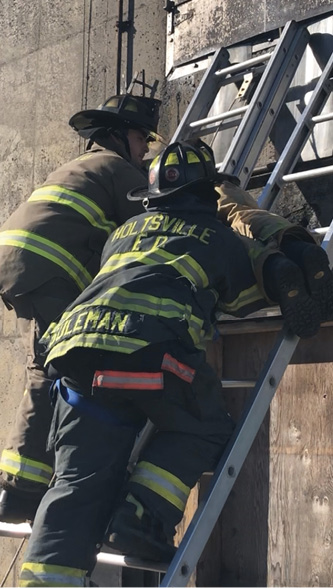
[[20, 345, 234, 587], [0, 278, 79, 495]]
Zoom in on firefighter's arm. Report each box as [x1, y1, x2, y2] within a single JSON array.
[[216, 180, 297, 243]]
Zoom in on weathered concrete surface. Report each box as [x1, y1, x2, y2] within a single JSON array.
[[167, 0, 333, 66], [0, 1, 166, 585]]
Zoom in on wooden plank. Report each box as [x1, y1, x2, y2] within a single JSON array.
[[198, 326, 333, 586], [268, 361, 333, 587]]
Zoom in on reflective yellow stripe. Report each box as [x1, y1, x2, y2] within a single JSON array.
[[29, 185, 116, 235], [166, 254, 208, 288], [0, 230, 92, 291], [45, 332, 149, 364], [19, 562, 86, 587], [101, 248, 209, 288], [130, 460, 190, 512], [221, 284, 264, 313], [0, 450, 52, 485]]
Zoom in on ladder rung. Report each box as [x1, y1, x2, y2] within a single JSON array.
[[222, 379, 256, 388], [219, 65, 266, 87], [312, 111, 333, 124], [258, 50, 333, 209], [189, 105, 247, 129], [282, 164, 333, 183], [97, 552, 168, 573], [310, 227, 329, 235], [0, 522, 167, 573], [214, 52, 272, 77], [0, 521, 31, 538]]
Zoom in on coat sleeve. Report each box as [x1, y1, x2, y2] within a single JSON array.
[[216, 180, 314, 244]]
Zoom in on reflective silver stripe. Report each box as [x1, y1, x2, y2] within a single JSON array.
[[56, 288, 190, 320], [101, 249, 208, 287], [92, 288, 189, 319], [29, 185, 116, 234], [161, 353, 195, 383], [0, 230, 92, 291], [221, 283, 264, 313], [130, 461, 190, 512], [166, 254, 207, 288], [93, 371, 164, 389], [0, 450, 52, 485]]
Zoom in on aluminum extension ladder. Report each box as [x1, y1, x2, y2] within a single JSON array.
[[1, 18, 333, 588], [160, 23, 333, 588], [110, 20, 333, 586]]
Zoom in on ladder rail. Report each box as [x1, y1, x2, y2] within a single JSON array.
[[219, 20, 310, 185], [161, 329, 300, 587], [171, 21, 311, 190], [162, 22, 333, 588], [169, 46, 231, 143], [258, 51, 333, 210]]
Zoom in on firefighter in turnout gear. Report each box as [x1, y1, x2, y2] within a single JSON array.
[[18, 140, 287, 587], [216, 180, 333, 334], [19, 140, 333, 586], [0, 93, 164, 524]]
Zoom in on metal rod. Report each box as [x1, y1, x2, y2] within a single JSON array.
[[215, 52, 271, 77], [116, 0, 124, 94], [0, 523, 167, 574], [310, 227, 329, 235], [161, 329, 300, 587], [311, 111, 333, 124], [189, 105, 248, 129], [97, 552, 168, 573], [282, 164, 333, 183], [222, 379, 256, 388]]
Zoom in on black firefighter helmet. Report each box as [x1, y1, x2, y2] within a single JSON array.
[[69, 94, 163, 142], [128, 140, 238, 202]]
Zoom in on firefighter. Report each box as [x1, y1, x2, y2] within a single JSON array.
[[18, 140, 271, 586], [216, 178, 333, 328], [0, 93, 164, 524], [18, 140, 327, 587]]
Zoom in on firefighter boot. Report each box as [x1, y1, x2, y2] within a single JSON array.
[[105, 493, 176, 562], [0, 487, 41, 524], [280, 237, 333, 323], [263, 254, 321, 338]]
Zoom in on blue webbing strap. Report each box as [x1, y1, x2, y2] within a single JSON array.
[[54, 379, 137, 428]]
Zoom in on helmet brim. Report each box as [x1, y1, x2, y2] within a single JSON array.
[[127, 177, 216, 201], [69, 109, 164, 142]]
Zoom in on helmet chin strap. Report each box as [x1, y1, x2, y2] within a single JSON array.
[[111, 128, 131, 159]]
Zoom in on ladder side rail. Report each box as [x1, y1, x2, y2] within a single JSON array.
[[127, 420, 156, 472], [219, 20, 310, 186], [170, 47, 231, 143], [127, 379, 256, 470], [258, 51, 333, 210], [161, 329, 300, 587], [322, 219, 333, 265]]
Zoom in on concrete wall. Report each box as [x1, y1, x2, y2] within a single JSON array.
[[0, 2, 166, 585]]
